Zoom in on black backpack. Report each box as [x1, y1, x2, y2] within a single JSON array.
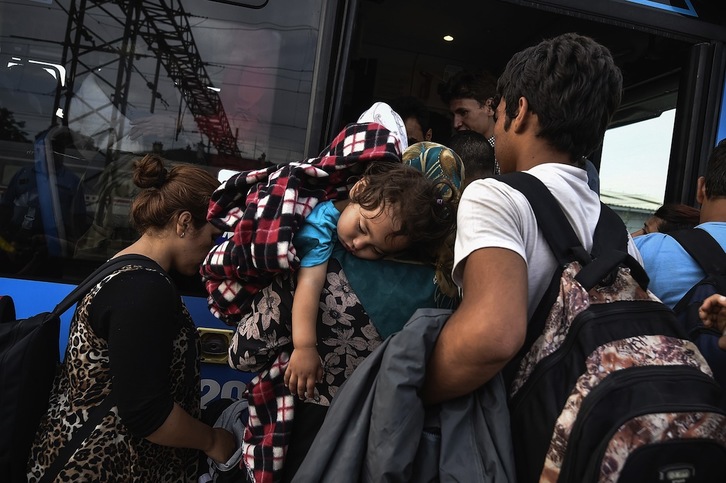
[[669, 228, 726, 396], [498, 172, 726, 483], [0, 255, 158, 483]]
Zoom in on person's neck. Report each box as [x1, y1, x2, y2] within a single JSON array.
[[115, 235, 170, 272], [699, 198, 726, 224], [514, 142, 573, 172]]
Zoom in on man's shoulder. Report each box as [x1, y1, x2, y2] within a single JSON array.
[[637, 225, 726, 255], [634, 232, 680, 254]]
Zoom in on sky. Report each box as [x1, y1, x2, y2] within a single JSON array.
[[599, 109, 675, 204]]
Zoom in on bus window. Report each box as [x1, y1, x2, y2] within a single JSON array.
[[0, 0, 340, 407], [0, 0, 329, 282], [600, 109, 676, 232]]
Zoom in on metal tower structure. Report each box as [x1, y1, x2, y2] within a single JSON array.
[[55, 0, 242, 158]]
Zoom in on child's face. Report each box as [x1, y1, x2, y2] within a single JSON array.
[[337, 201, 410, 260]]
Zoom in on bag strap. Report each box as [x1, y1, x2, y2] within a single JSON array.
[[52, 254, 161, 316], [497, 172, 650, 387], [496, 172, 648, 290], [496, 172, 585, 266], [39, 254, 161, 483], [0, 295, 16, 323], [669, 228, 726, 276], [38, 393, 117, 483]]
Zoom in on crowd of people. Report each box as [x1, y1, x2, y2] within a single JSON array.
[[22, 31, 726, 483]]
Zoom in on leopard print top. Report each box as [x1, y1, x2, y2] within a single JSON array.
[[27, 264, 201, 482]]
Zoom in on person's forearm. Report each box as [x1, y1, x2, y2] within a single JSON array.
[[421, 248, 528, 404], [292, 298, 318, 348], [421, 308, 513, 404], [145, 402, 214, 451], [146, 403, 235, 463], [292, 264, 327, 348]]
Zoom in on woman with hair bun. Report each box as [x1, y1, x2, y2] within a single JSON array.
[[27, 154, 235, 482]]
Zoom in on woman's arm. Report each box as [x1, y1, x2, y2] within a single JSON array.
[[146, 402, 235, 463], [92, 269, 235, 462]]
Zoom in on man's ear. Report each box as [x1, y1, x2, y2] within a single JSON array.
[[511, 97, 530, 133], [424, 128, 433, 141], [697, 176, 707, 204]]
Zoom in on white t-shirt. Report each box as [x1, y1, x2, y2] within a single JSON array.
[[453, 163, 643, 319]]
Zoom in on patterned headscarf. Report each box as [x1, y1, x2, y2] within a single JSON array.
[[401, 141, 463, 301], [402, 141, 463, 196]]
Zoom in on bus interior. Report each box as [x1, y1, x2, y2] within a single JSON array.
[[343, 0, 725, 231]]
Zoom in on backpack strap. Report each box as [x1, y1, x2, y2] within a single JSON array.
[[497, 172, 649, 362], [669, 228, 726, 277], [496, 172, 586, 266], [496, 172, 648, 290], [51, 254, 162, 316], [0, 295, 16, 323], [38, 393, 117, 483], [38, 254, 162, 483]]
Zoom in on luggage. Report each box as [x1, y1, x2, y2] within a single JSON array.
[[499, 172, 726, 483]]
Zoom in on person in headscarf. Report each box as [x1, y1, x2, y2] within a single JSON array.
[[402, 141, 463, 301]]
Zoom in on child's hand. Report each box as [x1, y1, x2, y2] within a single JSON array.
[[284, 346, 323, 399], [698, 294, 726, 351]]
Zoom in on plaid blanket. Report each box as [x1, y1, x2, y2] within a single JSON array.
[[202, 122, 402, 323], [242, 352, 294, 483]]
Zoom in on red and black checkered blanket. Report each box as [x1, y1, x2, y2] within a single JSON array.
[[241, 352, 294, 483], [201, 122, 402, 323]]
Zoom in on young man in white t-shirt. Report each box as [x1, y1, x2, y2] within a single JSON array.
[[422, 33, 642, 403]]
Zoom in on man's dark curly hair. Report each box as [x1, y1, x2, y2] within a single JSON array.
[[497, 33, 623, 163], [350, 162, 457, 261], [438, 70, 498, 106]]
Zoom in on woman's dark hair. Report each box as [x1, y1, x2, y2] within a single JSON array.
[[654, 203, 700, 233], [497, 33, 622, 163], [350, 162, 457, 261], [130, 154, 219, 234]]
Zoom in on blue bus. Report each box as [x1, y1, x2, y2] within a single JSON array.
[[1, 0, 724, 407]]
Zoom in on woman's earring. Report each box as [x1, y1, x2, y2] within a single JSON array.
[[180, 231, 186, 238]]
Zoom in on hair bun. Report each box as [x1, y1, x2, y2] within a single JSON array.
[[156, 168, 168, 188]]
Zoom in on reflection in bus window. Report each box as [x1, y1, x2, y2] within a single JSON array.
[[0, 0, 325, 280], [600, 109, 676, 233], [74, 154, 139, 262], [0, 127, 88, 275]]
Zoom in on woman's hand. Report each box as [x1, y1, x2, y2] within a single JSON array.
[[284, 346, 323, 400], [698, 293, 726, 350], [204, 427, 236, 464]]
